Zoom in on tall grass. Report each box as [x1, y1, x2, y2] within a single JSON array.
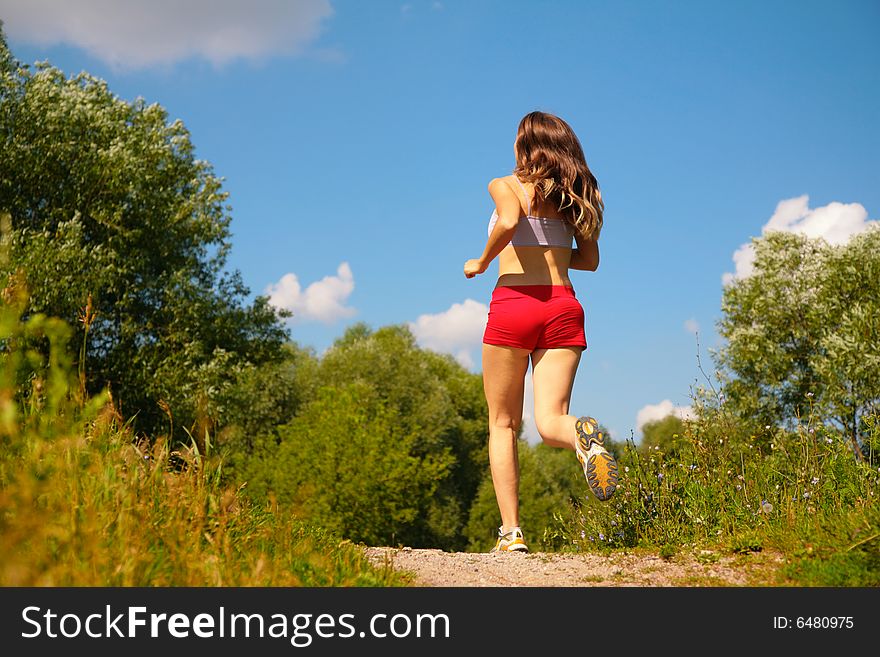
[[0, 282, 406, 587], [556, 384, 880, 585]]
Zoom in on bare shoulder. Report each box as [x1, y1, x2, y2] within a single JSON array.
[[487, 175, 517, 196]]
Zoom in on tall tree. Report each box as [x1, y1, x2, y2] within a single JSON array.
[[716, 229, 880, 457], [0, 29, 289, 434]]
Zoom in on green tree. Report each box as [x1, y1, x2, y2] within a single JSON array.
[[640, 414, 685, 455], [239, 324, 489, 550], [716, 229, 880, 457], [261, 383, 453, 547], [0, 31, 289, 435]]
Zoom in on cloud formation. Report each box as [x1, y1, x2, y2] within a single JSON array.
[[636, 400, 694, 432], [408, 299, 488, 369], [683, 318, 699, 335], [266, 262, 356, 324], [723, 195, 876, 284], [0, 0, 334, 70]]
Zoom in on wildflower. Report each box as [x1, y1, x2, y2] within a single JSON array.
[[806, 392, 813, 398], [810, 477, 819, 485], [719, 438, 723, 444], [775, 484, 779, 490], [689, 464, 697, 471], [765, 425, 771, 430], [802, 492, 810, 499], [654, 445, 660, 451], [611, 520, 617, 527], [580, 531, 586, 539], [736, 484, 742, 490], [761, 500, 773, 514], [737, 474, 744, 480], [825, 437, 833, 444], [657, 473, 664, 483], [809, 428, 814, 434], [599, 533, 605, 541], [624, 466, 630, 473]]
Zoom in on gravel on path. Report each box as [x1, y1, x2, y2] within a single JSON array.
[[363, 546, 781, 587]]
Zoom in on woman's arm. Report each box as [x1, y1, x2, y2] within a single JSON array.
[[569, 226, 600, 271], [464, 178, 521, 278]]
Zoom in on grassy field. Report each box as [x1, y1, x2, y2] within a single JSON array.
[[3, 293, 877, 586], [556, 395, 880, 586], [0, 296, 407, 587]]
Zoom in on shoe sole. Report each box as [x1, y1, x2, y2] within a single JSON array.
[[504, 542, 529, 553], [575, 417, 619, 502]]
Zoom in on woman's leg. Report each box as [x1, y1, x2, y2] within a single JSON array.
[[482, 343, 531, 532], [530, 347, 583, 449], [532, 346, 619, 500]]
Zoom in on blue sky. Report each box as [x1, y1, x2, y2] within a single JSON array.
[[2, 0, 878, 443]]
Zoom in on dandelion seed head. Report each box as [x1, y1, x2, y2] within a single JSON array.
[[761, 501, 773, 514]]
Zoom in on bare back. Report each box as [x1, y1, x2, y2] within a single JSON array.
[[496, 175, 574, 287]]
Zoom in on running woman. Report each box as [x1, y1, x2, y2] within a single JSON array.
[[464, 111, 618, 553]]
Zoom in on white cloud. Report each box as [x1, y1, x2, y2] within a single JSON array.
[[409, 299, 488, 369], [0, 0, 334, 70], [265, 262, 356, 325], [636, 400, 694, 432], [723, 195, 877, 284], [683, 318, 700, 335]]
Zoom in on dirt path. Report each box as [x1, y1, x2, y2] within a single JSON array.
[[363, 546, 783, 587]]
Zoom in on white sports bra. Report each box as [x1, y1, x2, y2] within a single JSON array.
[[487, 176, 574, 248]]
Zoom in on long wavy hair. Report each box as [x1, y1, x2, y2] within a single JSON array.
[[513, 111, 603, 239]]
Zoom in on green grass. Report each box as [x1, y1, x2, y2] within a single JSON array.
[[0, 292, 407, 587], [557, 395, 880, 586]]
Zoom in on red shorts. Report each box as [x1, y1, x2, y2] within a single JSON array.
[[482, 285, 587, 351]]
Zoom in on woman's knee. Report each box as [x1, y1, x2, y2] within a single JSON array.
[[489, 414, 520, 436]]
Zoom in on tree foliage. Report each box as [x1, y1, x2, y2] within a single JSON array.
[[716, 229, 880, 456], [0, 32, 289, 434], [640, 415, 685, 455], [240, 324, 489, 550]]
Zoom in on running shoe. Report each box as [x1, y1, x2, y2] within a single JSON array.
[[490, 526, 529, 553], [575, 416, 619, 501]]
